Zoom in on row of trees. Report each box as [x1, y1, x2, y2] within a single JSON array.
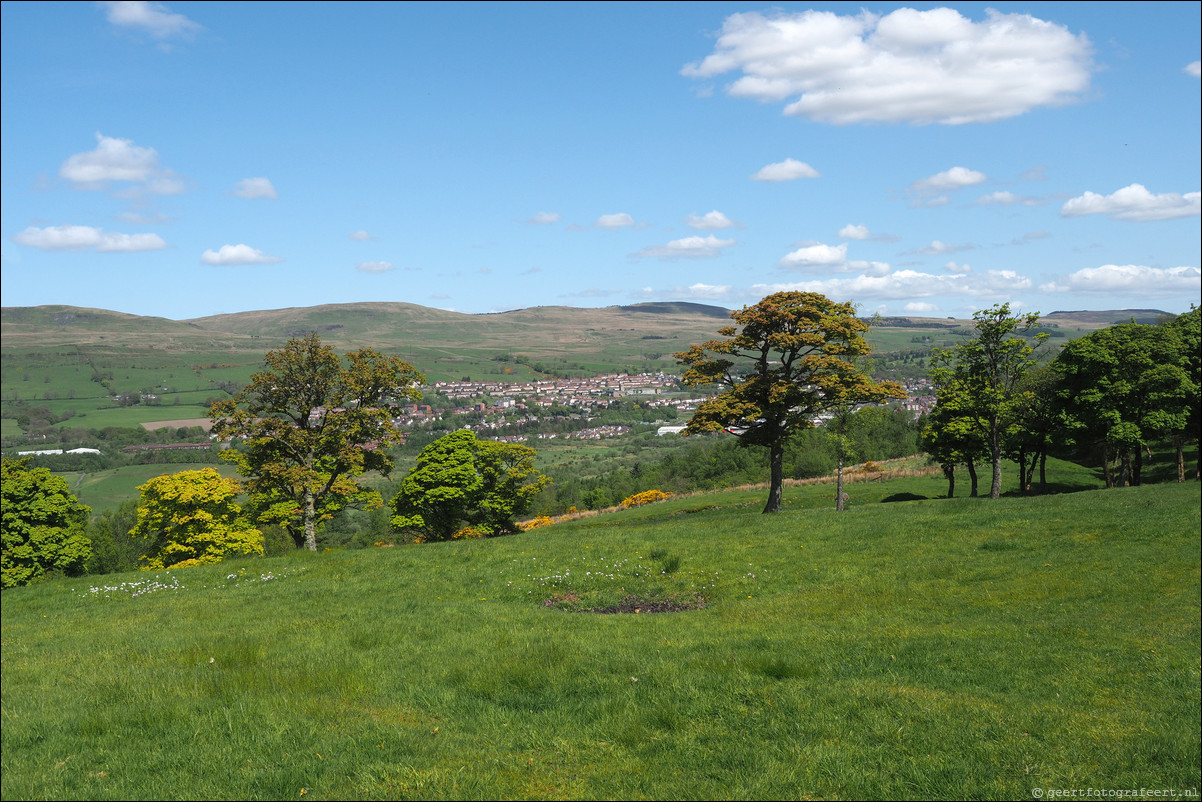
[[924, 304, 1200, 497]]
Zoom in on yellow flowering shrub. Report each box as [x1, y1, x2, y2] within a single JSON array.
[[620, 489, 674, 508], [518, 515, 555, 532]]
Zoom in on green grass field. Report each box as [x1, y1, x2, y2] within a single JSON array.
[[2, 473, 1198, 800]]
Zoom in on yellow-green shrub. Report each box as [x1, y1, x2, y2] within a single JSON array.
[[620, 489, 674, 508]]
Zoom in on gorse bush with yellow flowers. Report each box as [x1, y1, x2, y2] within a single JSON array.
[[620, 489, 673, 508]]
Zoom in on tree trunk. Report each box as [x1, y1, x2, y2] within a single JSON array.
[[836, 453, 846, 512], [763, 439, 784, 514], [990, 424, 1003, 500], [1016, 447, 1027, 494], [304, 489, 318, 551], [943, 463, 955, 498], [1133, 445, 1143, 486], [967, 460, 979, 497], [1024, 450, 1039, 494], [1039, 450, 1047, 491], [1101, 442, 1112, 488], [1176, 438, 1186, 483]]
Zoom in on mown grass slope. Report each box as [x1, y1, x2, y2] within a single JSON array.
[[2, 475, 1199, 800]]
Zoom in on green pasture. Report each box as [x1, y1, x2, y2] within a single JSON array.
[[60, 462, 240, 513], [2, 473, 1198, 800]]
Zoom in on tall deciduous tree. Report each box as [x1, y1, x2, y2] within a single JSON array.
[[1, 457, 92, 588], [929, 303, 1046, 499], [210, 334, 424, 551], [675, 291, 903, 514], [390, 430, 551, 541], [1054, 319, 1194, 487], [130, 468, 264, 569], [1163, 307, 1201, 481], [922, 390, 986, 498]]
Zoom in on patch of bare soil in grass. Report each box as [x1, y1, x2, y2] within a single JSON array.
[[544, 592, 706, 614]]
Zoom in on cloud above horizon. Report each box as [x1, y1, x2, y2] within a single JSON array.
[[59, 133, 184, 195], [1061, 184, 1201, 221], [200, 244, 282, 265], [12, 224, 166, 252], [751, 158, 820, 182], [596, 212, 638, 229], [232, 177, 278, 199], [910, 166, 986, 196], [632, 234, 735, 261], [754, 267, 1032, 300], [686, 210, 736, 229], [101, 1, 203, 40], [683, 7, 1093, 125], [1041, 264, 1201, 295]]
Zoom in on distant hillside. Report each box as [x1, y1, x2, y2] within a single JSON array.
[[0, 304, 253, 350], [1, 302, 741, 391], [1043, 309, 1170, 327]]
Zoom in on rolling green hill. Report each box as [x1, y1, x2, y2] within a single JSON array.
[[1, 476, 1198, 800], [1, 302, 1170, 440]]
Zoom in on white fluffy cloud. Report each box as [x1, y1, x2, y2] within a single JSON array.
[[686, 210, 736, 230], [349, 230, 373, 241], [838, 224, 870, 240], [632, 283, 732, 301], [754, 268, 1031, 300], [232, 177, 278, 199], [975, 190, 1042, 206], [780, 242, 847, 268], [596, 212, 636, 229], [1041, 264, 1201, 295], [356, 261, 395, 274], [910, 166, 986, 196], [529, 211, 561, 225], [944, 261, 972, 274], [683, 7, 1093, 125], [59, 133, 183, 195], [1061, 184, 1201, 221], [200, 244, 282, 265], [751, 158, 820, 181], [1186, 61, 1201, 78], [101, 1, 203, 39], [632, 235, 735, 261], [12, 224, 166, 252], [905, 302, 940, 314]]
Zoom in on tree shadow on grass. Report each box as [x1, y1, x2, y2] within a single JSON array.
[[880, 492, 929, 503]]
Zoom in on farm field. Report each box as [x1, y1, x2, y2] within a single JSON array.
[[2, 474, 1198, 800]]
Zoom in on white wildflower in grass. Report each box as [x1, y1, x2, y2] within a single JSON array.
[[80, 566, 305, 600]]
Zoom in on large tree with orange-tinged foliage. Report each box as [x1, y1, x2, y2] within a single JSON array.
[[210, 333, 424, 551], [675, 292, 903, 514]]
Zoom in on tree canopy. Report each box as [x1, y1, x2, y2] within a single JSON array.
[[210, 333, 424, 551], [1054, 315, 1195, 487], [390, 430, 551, 541], [929, 303, 1046, 500], [129, 468, 264, 569], [2, 457, 92, 588], [675, 291, 903, 513]]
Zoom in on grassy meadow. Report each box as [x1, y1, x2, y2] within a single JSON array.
[[2, 471, 1199, 800]]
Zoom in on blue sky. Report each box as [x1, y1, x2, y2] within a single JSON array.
[[2, 1, 1199, 320]]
